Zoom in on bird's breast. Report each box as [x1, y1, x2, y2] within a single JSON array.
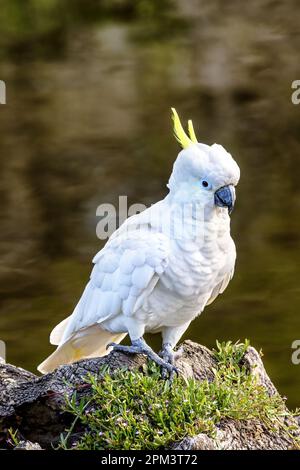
[[139, 237, 234, 330], [164, 224, 232, 297]]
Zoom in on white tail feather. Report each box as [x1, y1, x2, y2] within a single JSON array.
[[50, 316, 71, 345], [37, 324, 126, 374]]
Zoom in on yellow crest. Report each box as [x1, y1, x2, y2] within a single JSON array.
[[171, 108, 198, 149]]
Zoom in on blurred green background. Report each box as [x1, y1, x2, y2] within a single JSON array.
[[0, 0, 299, 408]]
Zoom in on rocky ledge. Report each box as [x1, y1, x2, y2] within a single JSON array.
[[0, 340, 299, 450]]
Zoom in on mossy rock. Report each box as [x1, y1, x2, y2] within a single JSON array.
[[0, 340, 299, 450]]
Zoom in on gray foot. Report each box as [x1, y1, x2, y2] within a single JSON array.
[[159, 343, 183, 379], [107, 337, 178, 379]]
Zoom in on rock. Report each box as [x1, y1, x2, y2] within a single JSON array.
[[14, 440, 42, 450], [171, 417, 294, 451], [241, 346, 278, 396], [171, 433, 217, 450], [0, 340, 298, 450]]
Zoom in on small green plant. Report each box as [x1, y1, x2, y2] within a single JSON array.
[[59, 340, 299, 450], [214, 338, 250, 366], [7, 428, 20, 447]]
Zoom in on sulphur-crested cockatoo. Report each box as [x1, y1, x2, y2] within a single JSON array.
[[38, 109, 240, 375]]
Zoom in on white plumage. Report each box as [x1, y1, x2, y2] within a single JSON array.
[[38, 109, 240, 374]]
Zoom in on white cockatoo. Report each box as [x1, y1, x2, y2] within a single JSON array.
[[38, 109, 240, 376]]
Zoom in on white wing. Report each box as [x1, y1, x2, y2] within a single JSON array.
[[60, 228, 169, 345], [205, 240, 236, 306], [205, 268, 234, 306]]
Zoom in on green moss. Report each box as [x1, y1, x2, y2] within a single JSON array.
[[59, 340, 299, 450]]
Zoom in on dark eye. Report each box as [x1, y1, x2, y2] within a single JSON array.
[[200, 179, 212, 190]]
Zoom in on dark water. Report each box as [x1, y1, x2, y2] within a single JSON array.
[[0, 0, 300, 408]]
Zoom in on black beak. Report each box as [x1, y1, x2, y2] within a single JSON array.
[[214, 185, 236, 214]]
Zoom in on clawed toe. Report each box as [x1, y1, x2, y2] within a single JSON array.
[[106, 342, 139, 354], [159, 343, 179, 365], [159, 343, 182, 381], [162, 364, 178, 381], [107, 338, 179, 380]]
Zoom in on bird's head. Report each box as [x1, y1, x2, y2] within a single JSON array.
[[167, 108, 240, 215]]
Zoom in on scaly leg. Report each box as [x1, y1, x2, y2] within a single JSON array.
[[159, 342, 184, 364], [107, 337, 178, 378], [159, 323, 190, 378], [159, 342, 184, 379]]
